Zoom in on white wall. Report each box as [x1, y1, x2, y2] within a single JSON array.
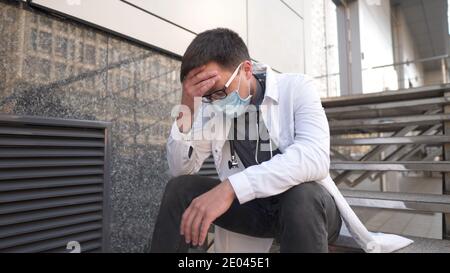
[[359, 0, 399, 93], [30, 0, 308, 73], [247, 0, 304, 73], [392, 5, 425, 89]]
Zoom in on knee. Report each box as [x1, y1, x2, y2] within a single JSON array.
[[279, 182, 325, 219], [165, 175, 190, 192], [162, 175, 195, 202]]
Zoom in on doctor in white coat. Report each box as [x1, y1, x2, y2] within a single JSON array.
[[149, 28, 413, 253]]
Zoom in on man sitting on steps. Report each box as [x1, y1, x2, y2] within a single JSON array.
[[150, 28, 342, 253]]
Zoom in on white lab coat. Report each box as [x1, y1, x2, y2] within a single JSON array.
[[166, 64, 413, 253]]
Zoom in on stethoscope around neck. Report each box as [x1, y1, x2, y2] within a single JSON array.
[[228, 110, 273, 169]]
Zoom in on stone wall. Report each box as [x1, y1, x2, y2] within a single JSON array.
[[0, 0, 182, 252]]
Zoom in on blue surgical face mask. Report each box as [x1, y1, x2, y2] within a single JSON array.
[[212, 63, 252, 118]]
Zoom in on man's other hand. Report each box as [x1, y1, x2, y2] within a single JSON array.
[[180, 179, 235, 247]]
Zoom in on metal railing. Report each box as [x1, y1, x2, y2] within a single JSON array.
[[322, 83, 450, 240], [315, 54, 450, 97]]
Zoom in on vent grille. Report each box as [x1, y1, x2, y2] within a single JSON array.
[[198, 156, 219, 179], [0, 115, 111, 253]]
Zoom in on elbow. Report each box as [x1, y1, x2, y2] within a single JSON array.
[[313, 137, 330, 180], [167, 161, 193, 178], [167, 158, 180, 178], [170, 170, 188, 178], [166, 151, 186, 178], [288, 148, 330, 183], [316, 150, 330, 180], [288, 142, 330, 182], [166, 152, 197, 178], [317, 161, 329, 181], [306, 147, 329, 182]]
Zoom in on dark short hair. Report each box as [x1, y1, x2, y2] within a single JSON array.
[[180, 28, 250, 82]]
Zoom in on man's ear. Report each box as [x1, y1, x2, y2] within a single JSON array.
[[243, 60, 253, 80]]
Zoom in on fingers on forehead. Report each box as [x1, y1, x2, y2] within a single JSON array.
[[196, 70, 218, 82], [187, 65, 206, 79]]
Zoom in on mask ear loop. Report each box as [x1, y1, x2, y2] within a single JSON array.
[[238, 69, 254, 103], [236, 68, 243, 97], [225, 63, 243, 88]]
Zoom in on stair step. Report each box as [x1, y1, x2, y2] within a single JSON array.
[[331, 161, 450, 172], [322, 84, 450, 108], [331, 135, 450, 146], [330, 235, 450, 253], [341, 189, 450, 213]]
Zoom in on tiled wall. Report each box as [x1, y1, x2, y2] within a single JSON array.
[[0, 0, 181, 252], [29, 0, 307, 73]]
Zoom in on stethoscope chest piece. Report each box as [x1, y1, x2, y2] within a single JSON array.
[[228, 155, 239, 169]]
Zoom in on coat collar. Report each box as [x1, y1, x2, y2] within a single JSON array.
[[253, 63, 279, 104], [257, 63, 280, 148]]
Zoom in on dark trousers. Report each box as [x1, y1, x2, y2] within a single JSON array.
[[149, 175, 342, 253]]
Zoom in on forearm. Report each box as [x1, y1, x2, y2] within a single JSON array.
[[228, 141, 330, 204], [167, 118, 213, 177], [176, 93, 195, 133]]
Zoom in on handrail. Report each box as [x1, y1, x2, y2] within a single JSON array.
[[315, 54, 450, 98], [362, 54, 449, 71], [314, 54, 450, 79]]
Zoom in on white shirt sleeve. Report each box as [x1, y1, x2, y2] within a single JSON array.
[[166, 106, 213, 177]]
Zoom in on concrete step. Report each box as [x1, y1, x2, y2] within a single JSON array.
[[341, 189, 450, 213], [330, 235, 450, 253]]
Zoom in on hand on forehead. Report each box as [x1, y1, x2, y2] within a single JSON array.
[[188, 62, 231, 95]]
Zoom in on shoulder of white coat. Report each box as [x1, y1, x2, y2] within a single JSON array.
[[276, 73, 320, 102], [276, 72, 316, 89]]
